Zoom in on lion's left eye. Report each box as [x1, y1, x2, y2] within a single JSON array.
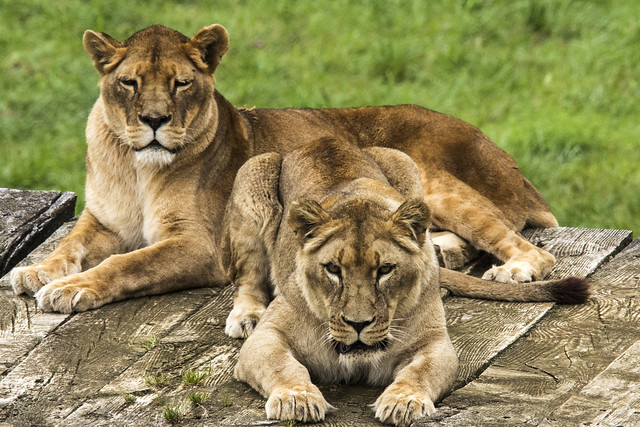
[[119, 78, 138, 91], [174, 79, 192, 89], [377, 264, 395, 278], [324, 262, 342, 277]]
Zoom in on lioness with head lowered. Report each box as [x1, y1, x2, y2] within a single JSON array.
[[12, 24, 560, 312], [223, 140, 589, 426]]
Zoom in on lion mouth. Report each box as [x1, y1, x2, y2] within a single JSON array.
[[134, 140, 179, 154], [332, 339, 388, 355]]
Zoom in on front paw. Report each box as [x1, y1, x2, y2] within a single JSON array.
[[373, 384, 435, 426], [34, 274, 106, 313], [225, 304, 266, 338], [266, 384, 332, 423], [10, 258, 81, 296]]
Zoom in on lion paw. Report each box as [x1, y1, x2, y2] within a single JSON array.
[[34, 275, 105, 313], [10, 258, 80, 296], [482, 261, 536, 283], [266, 384, 332, 423], [225, 304, 266, 338], [373, 385, 435, 427]]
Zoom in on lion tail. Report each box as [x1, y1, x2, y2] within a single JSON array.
[[439, 268, 591, 304]]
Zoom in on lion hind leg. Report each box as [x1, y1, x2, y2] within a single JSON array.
[[430, 231, 478, 270], [424, 174, 555, 283], [221, 153, 283, 338]]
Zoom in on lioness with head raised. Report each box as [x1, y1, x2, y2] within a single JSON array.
[[223, 140, 589, 426], [12, 24, 559, 312]]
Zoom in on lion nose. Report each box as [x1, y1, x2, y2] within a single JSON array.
[[342, 316, 375, 334], [139, 114, 171, 131]]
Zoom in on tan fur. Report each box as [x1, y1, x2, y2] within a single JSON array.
[[223, 142, 589, 425], [226, 142, 457, 425], [12, 24, 558, 313]]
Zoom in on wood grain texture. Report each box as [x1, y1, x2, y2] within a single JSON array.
[[542, 338, 640, 426], [0, 287, 215, 425], [0, 189, 76, 276], [434, 238, 640, 425], [0, 221, 75, 377], [0, 220, 635, 425], [522, 227, 633, 279], [441, 227, 632, 391], [62, 284, 238, 424]]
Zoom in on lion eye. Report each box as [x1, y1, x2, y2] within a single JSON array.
[[119, 78, 138, 91], [174, 79, 192, 89], [324, 262, 342, 277], [377, 264, 395, 278]]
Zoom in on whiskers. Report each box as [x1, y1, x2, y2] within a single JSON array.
[[313, 321, 333, 349], [387, 317, 414, 345]]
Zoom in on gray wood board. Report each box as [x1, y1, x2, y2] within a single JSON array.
[[0, 221, 76, 377], [0, 226, 634, 426], [446, 227, 632, 389], [434, 238, 640, 425], [543, 338, 640, 426], [66, 227, 636, 425], [0, 286, 219, 425], [0, 188, 76, 277]]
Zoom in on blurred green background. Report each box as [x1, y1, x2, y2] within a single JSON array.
[[1, 0, 638, 233]]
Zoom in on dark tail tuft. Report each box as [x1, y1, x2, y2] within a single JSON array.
[[551, 277, 592, 304]]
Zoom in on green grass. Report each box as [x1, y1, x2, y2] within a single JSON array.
[[144, 373, 169, 388], [143, 336, 158, 351], [162, 404, 186, 424], [1, 0, 638, 233], [187, 390, 210, 406], [181, 368, 210, 387]]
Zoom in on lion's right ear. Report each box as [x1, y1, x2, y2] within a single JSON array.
[[83, 30, 125, 75], [288, 199, 331, 242], [391, 199, 431, 244], [189, 24, 229, 74]]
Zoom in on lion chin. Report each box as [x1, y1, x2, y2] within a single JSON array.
[[332, 339, 389, 355], [133, 140, 178, 167]]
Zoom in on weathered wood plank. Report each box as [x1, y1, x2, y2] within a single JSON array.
[[443, 227, 632, 390], [431, 238, 640, 425], [0, 188, 76, 277], [60, 228, 633, 425], [0, 221, 76, 377], [0, 286, 217, 425], [0, 225, 633, 425], [61, 284, 238, 424], [522, 227, 633, 279], [542, 338, 640, 426]]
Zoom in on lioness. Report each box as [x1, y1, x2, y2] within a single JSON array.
[[223, 140, 589, 425], [12, 24, 558, 312]]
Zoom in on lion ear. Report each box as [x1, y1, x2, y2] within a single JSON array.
[[391, 199, 431, 243], [288, 199, 331, 242], [83, 30, 125, 75], [189, 24, 229, 73]]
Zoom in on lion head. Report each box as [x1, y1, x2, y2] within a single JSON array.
[[288, 197, 438, 360], [83, 24, 228, 167]]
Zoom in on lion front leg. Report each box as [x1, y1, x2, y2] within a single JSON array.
[[373, 332, 457, 426], [235, 316, 333, 423], [11, 209, 122, 296], [34, 233, 224, 313], [221, 153, 283, 338]]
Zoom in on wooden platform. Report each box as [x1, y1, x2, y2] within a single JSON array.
[[1, 189, 638, 426]]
